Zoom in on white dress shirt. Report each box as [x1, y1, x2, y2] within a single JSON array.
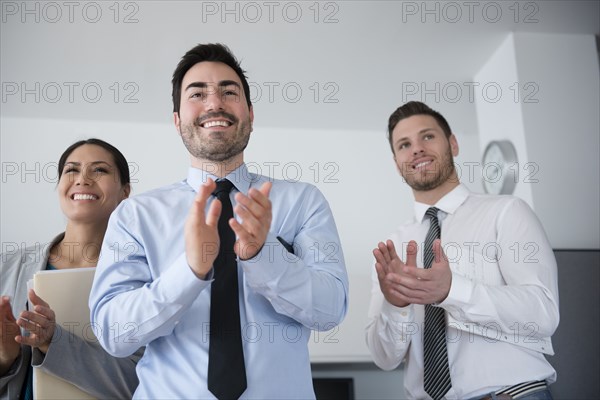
[[89, 164, 348, 399], [366, 184, 559, 399]]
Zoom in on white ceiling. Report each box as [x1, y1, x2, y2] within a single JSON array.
[[1, 1, 598, 135]]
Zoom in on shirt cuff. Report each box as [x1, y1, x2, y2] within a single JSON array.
[[161, 253, 212, 301], [382, 301, 414, 323], [379, 302, 416, 343], [439, 272, 474, 314], [0, 347, 24, 377], [31, 325, 64, 367], [239, 233, 290, 287], [30, 348, 45, 367]]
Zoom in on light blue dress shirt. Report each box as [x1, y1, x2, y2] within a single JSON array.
[[89, 163, 348, 399]]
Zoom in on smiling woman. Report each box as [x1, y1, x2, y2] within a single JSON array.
[[53, 141, 131, 259], [0, 138, 140, 399]]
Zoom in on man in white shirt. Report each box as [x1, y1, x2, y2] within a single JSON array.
[[366, 101, 559, 400]]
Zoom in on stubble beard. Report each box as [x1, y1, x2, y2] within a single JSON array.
[[179, 116, 252, 163], [402, 146, 456, 192]]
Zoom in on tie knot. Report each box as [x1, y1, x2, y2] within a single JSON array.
[[213, 179, 234, 200], [426, 207, 439, 220]]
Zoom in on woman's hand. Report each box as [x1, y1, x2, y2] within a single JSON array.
[[0, 296, 21, 375], [15, 289, 56, 354]]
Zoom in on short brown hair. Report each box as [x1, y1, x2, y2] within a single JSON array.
[[171, 43, 251, 114], [387, 101, 452, 153]]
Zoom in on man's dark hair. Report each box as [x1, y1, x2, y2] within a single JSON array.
[[171, 43, 252, 113], [387, 101, 452, 153]]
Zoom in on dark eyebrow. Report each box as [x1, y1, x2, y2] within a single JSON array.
[[394, 128, 437, 146], [184, 80, 241, 92], [65, 161, 112, 167]]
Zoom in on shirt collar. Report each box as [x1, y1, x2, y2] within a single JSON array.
[[185, 163, 251, 195], [414, 184, 470, 223]]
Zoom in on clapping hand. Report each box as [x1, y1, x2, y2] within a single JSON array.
[[373, 239, 452, 306]]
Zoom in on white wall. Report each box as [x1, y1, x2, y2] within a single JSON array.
[[0, 117, 189, 245], [514, 32, 600, 249], [475, 33, 535, 206], [475, 32, 600, 249]]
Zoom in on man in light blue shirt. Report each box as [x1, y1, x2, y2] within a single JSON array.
[[89, 43, 348, 399]]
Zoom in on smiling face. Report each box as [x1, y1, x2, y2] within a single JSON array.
[[391, 114, 460, 201], [173, 61, 254, 166], [57, 144, 130, 225]]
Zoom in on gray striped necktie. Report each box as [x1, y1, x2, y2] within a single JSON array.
[[423, 207, 452, 400]]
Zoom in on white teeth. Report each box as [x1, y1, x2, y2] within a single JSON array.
[[414, 161, 431, 169], [73, 194, 98, 200], [203, 120, 231, 128]]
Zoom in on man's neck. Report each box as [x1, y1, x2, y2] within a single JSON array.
[[413, 180, 460, 205], [191, 155, 244, 178]]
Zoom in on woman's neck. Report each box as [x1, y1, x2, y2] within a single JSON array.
[[49, 221, 107, 269]]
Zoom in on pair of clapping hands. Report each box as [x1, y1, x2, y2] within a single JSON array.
[[373, 239, 452, 308], [0, 291, 55, 374], [185, 179, 272, 279]]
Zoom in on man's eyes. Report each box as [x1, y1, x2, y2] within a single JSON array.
[[190, 89, 238, 98]]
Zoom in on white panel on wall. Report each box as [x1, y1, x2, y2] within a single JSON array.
[[474, 32, 600, 249], [514, 32, 600, 249], [474, 33, 535, 207]]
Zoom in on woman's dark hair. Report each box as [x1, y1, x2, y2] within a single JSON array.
[[171, 43, 252, 114], [58, 138, 130, 185]]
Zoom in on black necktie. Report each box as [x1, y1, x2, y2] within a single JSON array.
[[423, 207, 452, 400], [208, 179, 247, 399]]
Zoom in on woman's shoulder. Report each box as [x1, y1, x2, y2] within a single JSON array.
[[0, 237, 57, 295]]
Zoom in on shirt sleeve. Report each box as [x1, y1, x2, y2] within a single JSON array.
[[0, 347, 28, 400], [240, 185, 348, 330], [1, 251, 32, 399], [31, 325, 142, 399], [440, 197, 560, 344], [365, 266, 415, 371], [89, 202, 211, 357]]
